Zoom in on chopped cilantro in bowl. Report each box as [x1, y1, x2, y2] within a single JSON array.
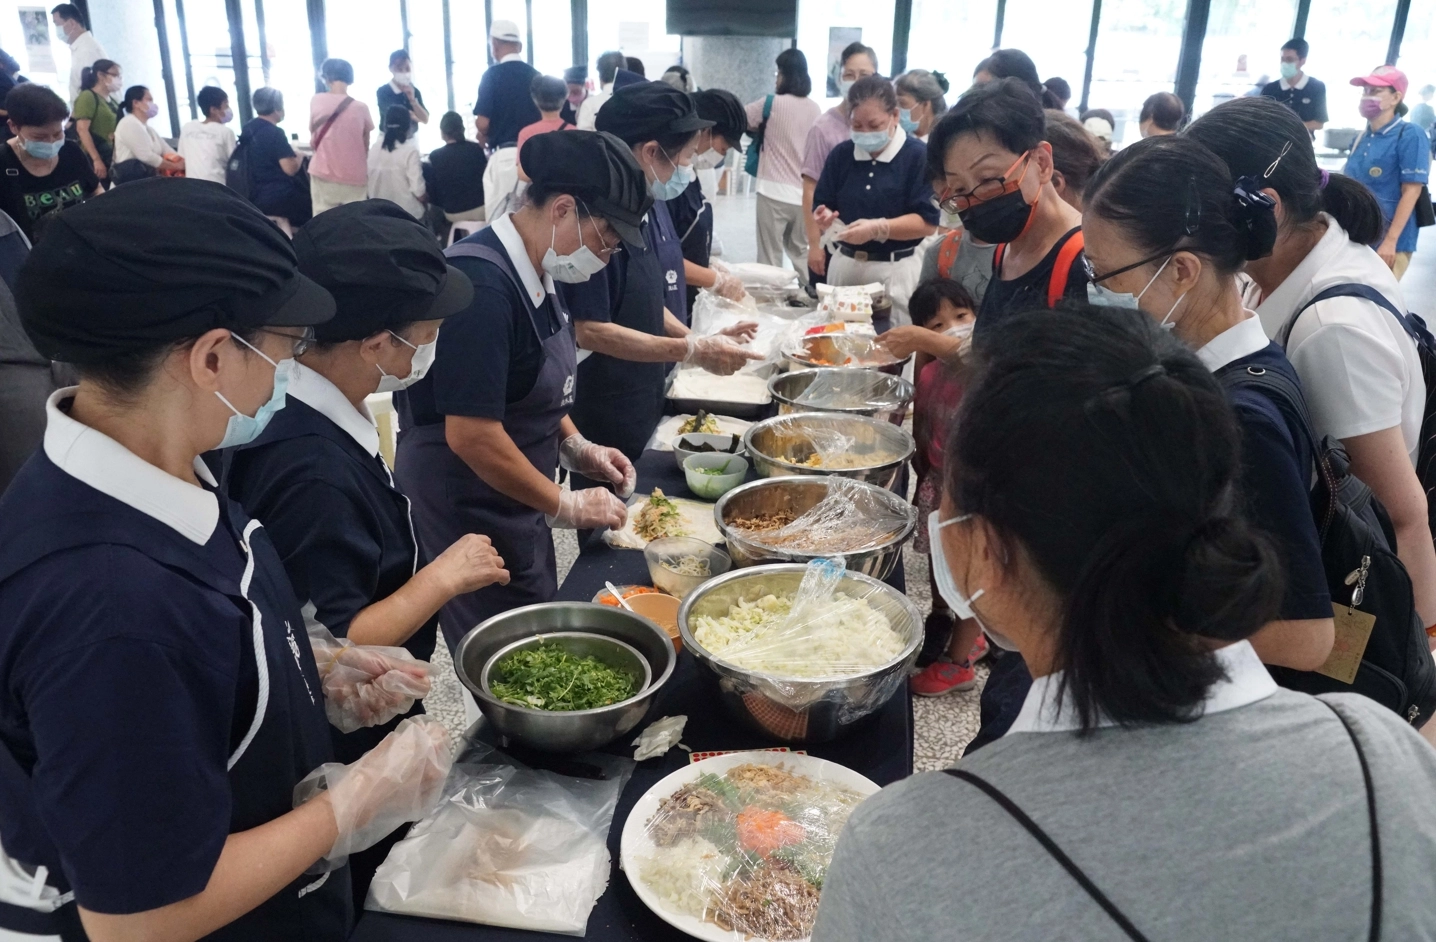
[[489, 641, 639, 711]]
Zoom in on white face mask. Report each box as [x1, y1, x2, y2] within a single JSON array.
[[375, 329, 437, 393], [542, 212, 609, 284], [838, 78, 855, 98], [691, 148, 724, 170], [944, 323, 974, 340], [393, 71, 412, 85], [928, 511, 1020, 652], [1087, 255, 1185, 329]]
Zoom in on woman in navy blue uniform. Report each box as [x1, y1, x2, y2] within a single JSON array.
[[0, 180, 450, 942], [221, 199, 505, 902], [394, 131, 651, 670], [667, 88, 750, 317], [560, 81, 760, 462]]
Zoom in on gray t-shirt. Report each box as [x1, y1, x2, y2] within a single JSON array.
[[919, 227, 996, 308], [813, 690, 1436, 941]]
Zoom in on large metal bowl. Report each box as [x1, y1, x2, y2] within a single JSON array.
[[455, 602, 677, 752], [678, 565, 922, 743], [769, 367, 914, 422], [786, 331, 910, 376], [713, 476, 915, 578], [743, 412, 915, 488]]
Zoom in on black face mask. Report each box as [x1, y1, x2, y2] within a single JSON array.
[[957, 187, 1036, 245]]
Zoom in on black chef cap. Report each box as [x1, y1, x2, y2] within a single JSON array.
[[293, 200, 474, 343], [521, 130, 653, 246], [595, 80, 713, 146], [18, 178, 334, 364], [693, 88, 746, 145]]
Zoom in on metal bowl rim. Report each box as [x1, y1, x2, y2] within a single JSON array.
[[712, 474, 917, 553], [767, 368, 915, 412], [741, 413, 917, 474]]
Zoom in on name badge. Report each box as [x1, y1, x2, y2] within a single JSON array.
[[3, 169, 16, 177], [665, 269, 678, 286], [1314, 603, 1377, 685]]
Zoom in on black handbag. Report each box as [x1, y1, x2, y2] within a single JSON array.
[[1216, 363, 1436, 725], [1395, 123, 1435, 227]]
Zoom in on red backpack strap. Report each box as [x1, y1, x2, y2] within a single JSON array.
[[936, 229, 963, 279], [993, 242, 1007, 275], [1048, 230, 1085, 308]]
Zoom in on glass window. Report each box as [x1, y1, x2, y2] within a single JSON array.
[[325, 0, 405, 117], [904, 0, 1000, 108], [1000, 0, 1095, 106], [1302, 0, 1397, 131], [1087, 0, 1187, 147], [1192, 0, 1296, 119], [176, 0, 248, 128], [530, 0, 574, 79], [1398, 0, 1436, 140], [586, 0, 681, 79], [400, 0, 450, 150], [251, 0, 317, 144], [798, 0, 895, 105]]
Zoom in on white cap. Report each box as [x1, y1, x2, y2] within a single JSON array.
[[1083, 116, 1114, 141], [489, 19, 521, 43]]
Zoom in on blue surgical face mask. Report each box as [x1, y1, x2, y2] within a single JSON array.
[[851, 128, 892, 154], [648, 149, 694, 201], [215, 334, 294, 448], [927, 511, 1019, 651], [899, 107, 920, 134], [1279, 61, 1299, 80], [20, 135, 64, 160], [1087, 255, 1181, 328]]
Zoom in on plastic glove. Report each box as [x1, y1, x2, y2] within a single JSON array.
[[294, 715, 452, 870], [548, 487, 629, 530], [711, 270, 748, 302], [559, 433, 636, 497], [812, 205, 840, 230], [684, 334, 764, 375], [717, 321, 760, 343], [309, 623, 434, 734], [838, 217, 891, 244], [426, 532, 510, 596]]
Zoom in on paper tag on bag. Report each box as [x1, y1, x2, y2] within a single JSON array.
[[1314, 603, 1377, 685]]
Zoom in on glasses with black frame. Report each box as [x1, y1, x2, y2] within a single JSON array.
[[937, 151, 1031, 214], [254, 326, 315, 357]]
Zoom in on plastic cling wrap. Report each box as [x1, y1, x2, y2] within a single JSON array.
[[731, 476, 917, 557], [365, 741, 634, 935], [634, 756, 870, 941], [790, 369, 902, 412]]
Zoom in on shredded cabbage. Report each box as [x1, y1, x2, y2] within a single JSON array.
[[690, 592, 904, 677]]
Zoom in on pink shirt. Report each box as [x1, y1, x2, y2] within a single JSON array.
[[308, 92, 375, 187], [516, 117, 572, 158], [745, 94, 820, 204], [802, 106, 850, 182]]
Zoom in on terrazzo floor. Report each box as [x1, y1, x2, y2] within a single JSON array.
[[423, 189, 985, 774]]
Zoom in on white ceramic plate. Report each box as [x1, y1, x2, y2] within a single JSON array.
[[619, 751, 879, 942]]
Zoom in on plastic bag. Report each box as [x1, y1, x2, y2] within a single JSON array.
[[780, 315, 899, 369], [308, 621, 433, 734], [723, 261, 800, 290], [734, 476, 917, 557], [791, 369, 904, 412], [633, 754, 869, 939], [366, 741, 635, 935], [689, 291, 807, 374], [633, 715, 688, 761]]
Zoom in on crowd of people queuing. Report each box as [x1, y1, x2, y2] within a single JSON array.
[[1, 4, 1436, 939]]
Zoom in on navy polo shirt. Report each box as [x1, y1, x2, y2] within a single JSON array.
[[376, 81, 424, 134], [557, 205, 684, 323], [241, 117, 297, 205], [474, 59, 541, 148], [1260, 75, 1329, 127], [974, 226, 1088, 342], [398, 223, 564, 427], [1222, 343, 1332, 622], [669, 178, 710, 316], [811, 130, 938, 254]]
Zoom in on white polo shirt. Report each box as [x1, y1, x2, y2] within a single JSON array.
[[1242, 213, 1424, 462]]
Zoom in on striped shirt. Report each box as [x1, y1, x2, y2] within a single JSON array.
[[746, 94, 820, 204], [803, 106, 850, 182]]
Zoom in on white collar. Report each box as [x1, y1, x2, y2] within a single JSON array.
[[491, 211, 557, 308], [287, 363, 379, 457], [1195, 309, 1270, 371], [854, 124, 906, 163], [43, 388, 220, 546], [499, 52, 524, 64], [1280, 73, 1310, 91], [1255, 213, 1347, 319], [600, 81, 614, 93], [1008, 640, 1277, 734], [388, 79, 406, 94]]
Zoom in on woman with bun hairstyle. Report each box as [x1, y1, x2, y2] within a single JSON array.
[[895, 69, 949, 142], [1186, 96, 1436, 630], [1084, 134, 1334, 673], [812, 303, 1436, 942]]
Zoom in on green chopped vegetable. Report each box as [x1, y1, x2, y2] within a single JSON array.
[[490, 642, 636, 711]]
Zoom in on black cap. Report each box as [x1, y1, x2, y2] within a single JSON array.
[[18, 178, 333, 364], [596, 81, 714, 145], [521, 130, 653, 247], [563, 65, 587, 83], [293, 200, 474, 343], [693, 88, 746, 145]]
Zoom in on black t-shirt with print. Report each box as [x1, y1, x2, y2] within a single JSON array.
[[0, 140, 98, 240], [974, 226, 1088, 343]]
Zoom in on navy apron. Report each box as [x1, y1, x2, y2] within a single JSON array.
[[0, 467, 350, 941], [671, 180, 713, 319], [570, 204, 686, 462], [395, 242, 576, 653]]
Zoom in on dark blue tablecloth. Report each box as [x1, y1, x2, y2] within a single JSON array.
[[352, 451, 913, 942]]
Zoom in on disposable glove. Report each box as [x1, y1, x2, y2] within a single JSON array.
[[548, 486, 629, 530], [711, 270, 748, 302], [559, 433, 636, 497], [309, 623, 433, 734], [837, 217, 891, 244], [294, 715, 453, 870], [683, 334, 763, 375]]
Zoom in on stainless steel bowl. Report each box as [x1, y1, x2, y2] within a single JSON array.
[[743, 412, 916, 488], [713, 476, 915, 579], [455, 602, 676, 752], [677, 565, 922, 743], [786, 332, 910, 376], [769, 368, 914, 421], [480, 632, 652, 703]]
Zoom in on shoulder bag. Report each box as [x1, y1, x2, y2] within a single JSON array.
[[310, 96, 354, 154], [744, 94, 773, 178]]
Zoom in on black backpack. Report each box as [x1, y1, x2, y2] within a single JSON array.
[[1216, 361, 1436, 725], [1281, 283, 1436, 552], [225, 139, 253, 202]]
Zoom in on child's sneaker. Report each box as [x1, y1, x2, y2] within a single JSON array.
[[968, 633, 990, 664], [911, 659, 977, 697]]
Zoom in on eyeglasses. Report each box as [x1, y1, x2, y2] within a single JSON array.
[[254, 326, 315, 357], [938, 152, 1031, 214], [1083, 249, 1172, 285], [580, 201, 622, 257]]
